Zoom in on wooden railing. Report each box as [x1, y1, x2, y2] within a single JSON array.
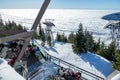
[[33, 40, 104, 80]]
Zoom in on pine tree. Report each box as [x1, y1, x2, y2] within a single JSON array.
[[94, 38, 101, 52], [61, 32, 67, 42], [106, 41, 116, 61], [61, 32, 65, 41], [96, 42, 107, 57], [113, 50, 120, 71], [56, 32, 67, 42], [72, 23, 86, 53], [84, 29, 94, 52], [3, 20, 25, 30], [64, 36, 68, 43], [18, 24, 24, 30], [56, 32, 61, 41], [68, 32, 75, 43], [96, 41, 116, 61]]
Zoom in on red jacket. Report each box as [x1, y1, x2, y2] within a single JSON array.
[[8, 59, 14, 65], [75, 72, 79, 80]]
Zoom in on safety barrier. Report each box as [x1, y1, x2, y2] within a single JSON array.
[[33, 40, 104, 80]]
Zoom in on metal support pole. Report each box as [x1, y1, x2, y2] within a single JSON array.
[[31, 0, 51, 30], [16, 37, 32, 61], [16, 0, 51, 61]]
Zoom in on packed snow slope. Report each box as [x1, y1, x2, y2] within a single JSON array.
[[42, 41, 114, 78]]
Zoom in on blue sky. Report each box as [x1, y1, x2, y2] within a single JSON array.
[[0, 0, 120, 9]]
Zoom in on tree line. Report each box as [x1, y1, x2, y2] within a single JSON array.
[[56, 22, 120, 71], [1, 17, 120, 71], [0, 19, 26, 31]]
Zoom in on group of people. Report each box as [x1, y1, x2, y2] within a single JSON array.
[[0, 40, 24, 66], [7, 40, 24, 66], [57, 67, 82, 80], [28, 44, 40, 58]]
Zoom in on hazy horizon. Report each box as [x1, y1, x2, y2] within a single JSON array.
[[0, 0, 120, 9], [0, 8, 120, 10]]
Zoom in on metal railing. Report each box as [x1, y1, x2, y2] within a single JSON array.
[[33, 40, 104, 80]]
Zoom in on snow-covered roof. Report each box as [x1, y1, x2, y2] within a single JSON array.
[[0, 58, 25, 80]]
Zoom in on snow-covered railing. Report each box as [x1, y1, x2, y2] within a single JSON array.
[[47, 54, 104, 80], [33, 40, 104, 80]]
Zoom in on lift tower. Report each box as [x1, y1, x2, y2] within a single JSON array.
[[43, 19, 55, 41]]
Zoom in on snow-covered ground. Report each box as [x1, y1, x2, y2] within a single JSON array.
[[0, 9, 119, 79], [39, 41, 114, 78], [0, 58, 25, 80]]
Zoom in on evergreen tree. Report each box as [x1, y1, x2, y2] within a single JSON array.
[[106, 41, 116, 61], [56, 32, 61, 41], [96, 42, 107, 57], [96, 41, 116, 61], [18, 24, 23, 30], [113, 50, 120, 71], [61, 32, 65, 41], [68, 32, 75, 43], [64, 36, 68, 43], [84, 29, 94, 52], [94, 38, 101, 52], [61, 32, 67, 42], [56, 32, 67, 42], [3, 20, 25, 30], [72, 23, 86, 53]]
